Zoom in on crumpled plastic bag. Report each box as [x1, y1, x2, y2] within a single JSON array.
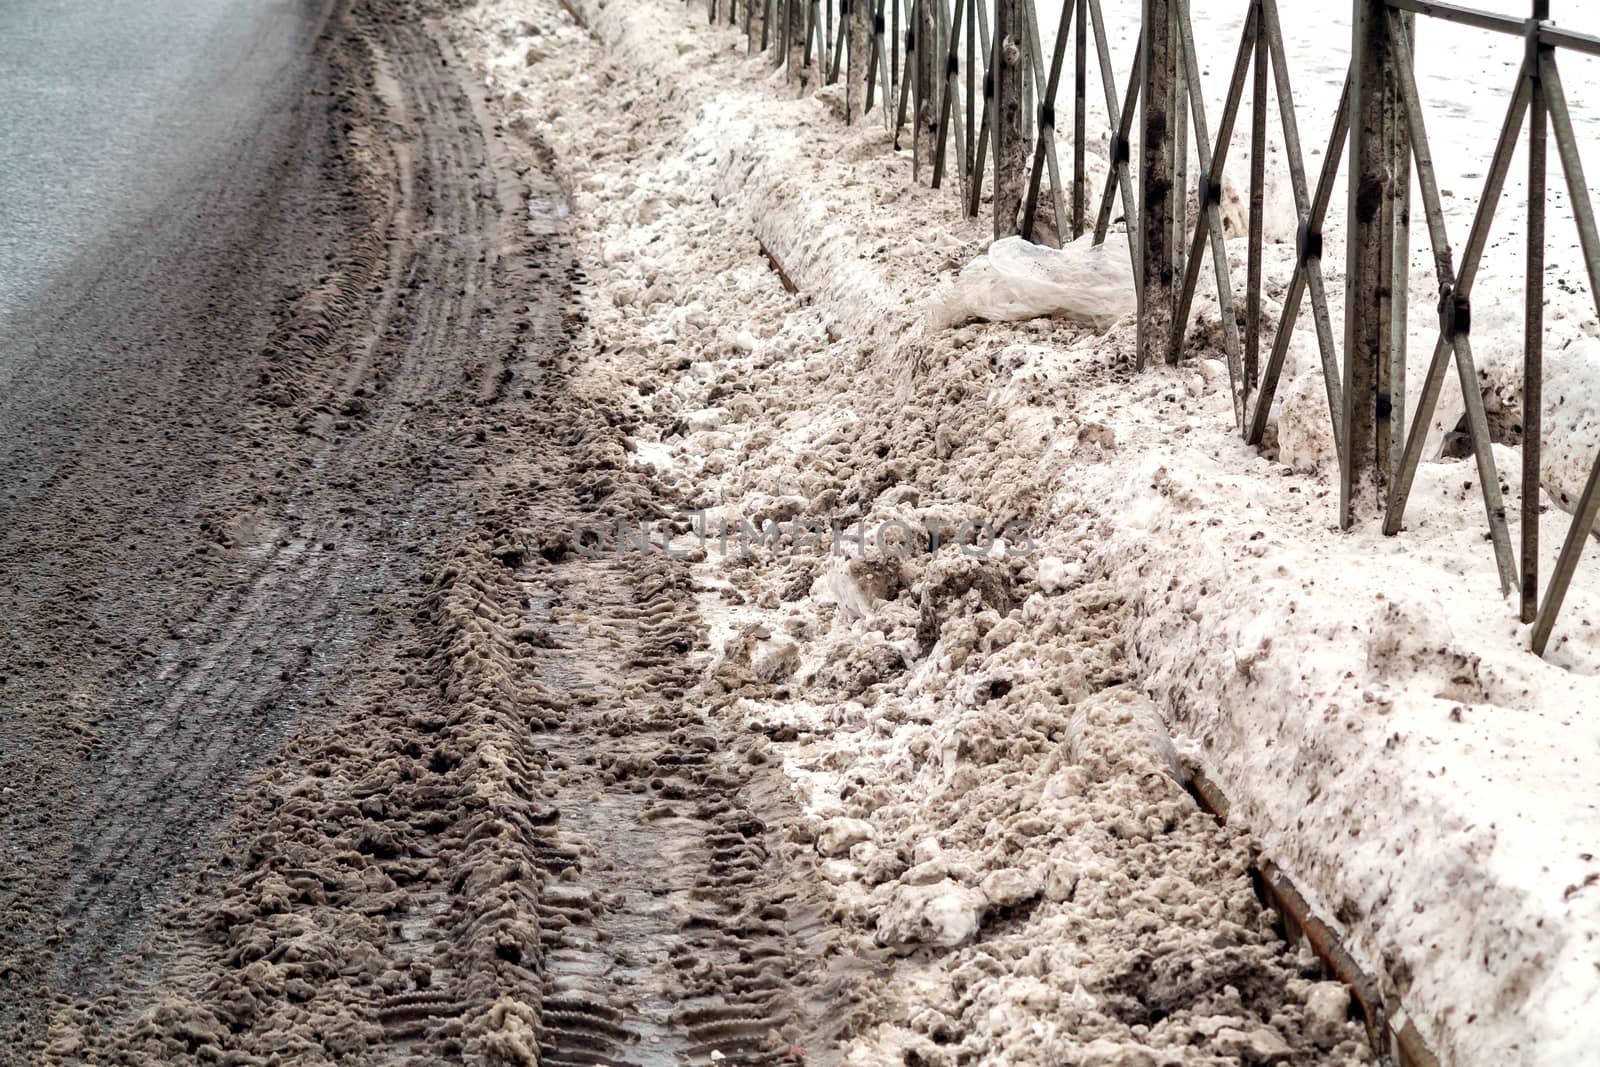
[[930, 234, 1137, 331]]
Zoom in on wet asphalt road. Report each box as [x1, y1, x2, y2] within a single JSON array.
[[0, 0, 308, 342]]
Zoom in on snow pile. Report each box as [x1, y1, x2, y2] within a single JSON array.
[[454, 0, 1600, 1064], [1541, 337, 1600, 523]]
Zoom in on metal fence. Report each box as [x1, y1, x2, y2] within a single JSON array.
[[701, 0, 1600, 658]]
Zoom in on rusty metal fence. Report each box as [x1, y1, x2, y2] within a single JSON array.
[[699, 0, 1600, 658]]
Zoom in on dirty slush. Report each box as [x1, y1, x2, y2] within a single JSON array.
[[0, 0, 1371, 1065]]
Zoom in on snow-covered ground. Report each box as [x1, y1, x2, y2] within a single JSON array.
[[1062, 0, 1600, 527], [895, 0, 1600, 527], [455, 1, 1600, 1064]]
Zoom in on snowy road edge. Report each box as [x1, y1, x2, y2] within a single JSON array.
[[471, 3, 1600, 1064]]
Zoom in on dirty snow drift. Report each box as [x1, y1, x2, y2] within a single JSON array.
[[461, 0, 1600, 1064]]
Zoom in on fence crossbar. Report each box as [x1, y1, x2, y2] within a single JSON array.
[[1021, 0, 1078, 242], [949, 0, 970, 191], [866, 0, 894, 127], [1085, 0, 1140, 302], [893, 3, 913, 138], [1246, 5, 1349, 460], [1170, 0, 1257, 422], [1373, 10, 1517, 592], [967, 0, 997, 218], [1539, 23, 1600, 59], [1386, 0, 1520, 35], [1093, 29, 1141, 249], [1389, 0, 1600, 58], [1383, 69, 1530, 541], [931, 0, 970, 194]]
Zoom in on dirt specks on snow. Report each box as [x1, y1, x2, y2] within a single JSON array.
[[459, 0, 1600, 1060]]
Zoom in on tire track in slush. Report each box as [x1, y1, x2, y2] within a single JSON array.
[[44, 8, 515, 1004], [367, 20, 844, 1062], [490, 544, 830, 1067], [522, 551, 768, 1066], [347, 537, 837, 1066], [43, 8, 854, 1062]]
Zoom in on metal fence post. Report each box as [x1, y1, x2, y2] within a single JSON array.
[[1523, 0, 1550, 622], [775, 0, 790, 71], [1073, 0, 1087, 237], [1246, 0, 1267, 393], [1341, 0, 1402, 527], [1380, 12, 1412, 490], [966, 0, 977, 182], [787, 0, 809, 85], [1139, 0, 1178, 367], [994, 0, 1027, 236], [893, 0, 902, 105], [1172, 9, 1188, 310], [915, 0, 940, 179], [1019, 0, 1034, 161], [847, 0, 871, 120]]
